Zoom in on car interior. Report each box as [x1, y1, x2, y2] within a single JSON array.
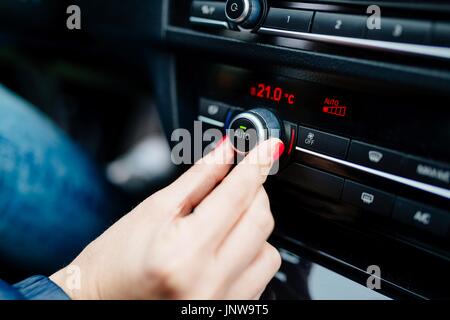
[[0, 0, 449, 300]]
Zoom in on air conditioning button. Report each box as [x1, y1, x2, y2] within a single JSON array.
[[393, 199, 449, 237]]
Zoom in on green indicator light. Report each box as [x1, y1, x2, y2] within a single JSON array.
[[239, 125, 247, 131]]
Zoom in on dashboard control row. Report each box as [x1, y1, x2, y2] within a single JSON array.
[[189, 0, 450, 59], [280, 163, 449, 239], [296, 127, 450, 192], [197, 98, 450, 243], [199, 98, 450, 194]]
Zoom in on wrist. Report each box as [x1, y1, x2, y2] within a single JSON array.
[[50, 265, 96, 300]]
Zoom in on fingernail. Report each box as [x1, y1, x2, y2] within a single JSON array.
[[272, 141, 285, 161]]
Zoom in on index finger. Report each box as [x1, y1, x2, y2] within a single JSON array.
[[189, 138, 284, 246], [152, 136, 235, 220]]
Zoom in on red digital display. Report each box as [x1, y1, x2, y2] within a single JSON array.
[[322, 97, 347, 117], [250, 83, 296, 105]]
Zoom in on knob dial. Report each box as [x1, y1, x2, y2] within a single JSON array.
[[227, 108, 284, 155], [225, 0, 264, 29]]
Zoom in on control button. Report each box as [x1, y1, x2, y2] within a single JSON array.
[[229, 117, 261, 153], [432, 23, 450, 47], [402, 156, 450, 189], [263, 8, 313, 32], [297, 126, 349, 159], [278, 164, 344, 200], [347, 141, 404, 174], [312, 13, 366, 38], [225, 0, 248, 22], [225, 0, 263, 29], [199, 98, 230, 124], [393, 198, 449, 237], [227, 108, 283, 154], [366, 18, 431, 44], [191, 1, 227, 21], [342, 181, 395, 216]]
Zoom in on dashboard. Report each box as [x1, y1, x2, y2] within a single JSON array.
[[1, 0, 449, 299], [172, 0, 450, 299]]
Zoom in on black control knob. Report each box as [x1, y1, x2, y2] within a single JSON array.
[[225, 0, 264, 29], [227, 108, 284, 155]]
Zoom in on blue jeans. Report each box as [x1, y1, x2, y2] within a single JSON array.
[[0, 84, 125, 275]]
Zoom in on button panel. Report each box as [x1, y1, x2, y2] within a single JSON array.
[[342, 181, 395, 217], [297, 126, 350, 159], [189, 0, 450, 60], [225, 0, 248, 22], [279, 164, 345, 200], [402, 156, 450, 189], [432, 23, 450, 47], [191, 1, 227, 21], [264, 8, 313, 32], [393, 199, 450, 237], [366, 18, 432, 44], [199, 98, 230, 124], [196, 99, 450, 247], [347, 141, 404, 175], [311, 13, 366, 38]]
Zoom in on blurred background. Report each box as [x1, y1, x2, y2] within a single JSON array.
[[0, 0, 179, 281]]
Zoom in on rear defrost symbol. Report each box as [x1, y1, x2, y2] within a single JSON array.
[[361, 192, 375, 205]]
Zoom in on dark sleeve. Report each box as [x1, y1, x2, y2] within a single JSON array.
[[0, 276, 70, 300]]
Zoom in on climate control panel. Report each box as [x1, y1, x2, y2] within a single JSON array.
[[195, 64, 450, 258]]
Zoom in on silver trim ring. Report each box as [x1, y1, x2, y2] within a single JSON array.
[[228, 111, 267, 154], [225, 0, 250, 24]]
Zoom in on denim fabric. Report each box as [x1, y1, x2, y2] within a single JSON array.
[[0, 84, 123, 273], [0, 279, 24, 300], [0, 275, 69, 300], [13, 275, 70, 300]]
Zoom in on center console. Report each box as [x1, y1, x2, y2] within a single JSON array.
[[161, 0, 450, 299]]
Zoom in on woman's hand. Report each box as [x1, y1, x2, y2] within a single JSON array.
[[50, 137, 284, 300]]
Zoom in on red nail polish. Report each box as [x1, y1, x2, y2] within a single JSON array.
[[273, 141, 285, 161], [215, 135, 228, 149]]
